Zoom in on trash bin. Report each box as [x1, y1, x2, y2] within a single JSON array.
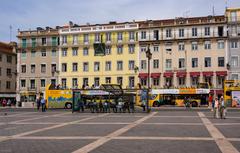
[[18, 101, 22, 107]]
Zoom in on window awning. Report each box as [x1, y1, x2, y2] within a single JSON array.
[[151, 73, 161, 78], [138, 73, 148, 79], [216, 71, 227, 76], [163, 72, 174, 78], [190, 72, 200, 77], [202, 71, 214, 77], [176, 72, 187, 78]]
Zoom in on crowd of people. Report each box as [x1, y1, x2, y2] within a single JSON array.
[[36, 96, 47, 112], [212, 96, 227, 119], [77, 98, 135, 113], [0, 98, 16, 107]]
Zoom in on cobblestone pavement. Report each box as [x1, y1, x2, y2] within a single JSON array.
[[0, 108, 239, 153]]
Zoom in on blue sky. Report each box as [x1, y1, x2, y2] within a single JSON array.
[[0, 0, 240, 42]]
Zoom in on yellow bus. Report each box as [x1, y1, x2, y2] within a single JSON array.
[[136, 83, 210, 107], [224, 80, 240, 107]]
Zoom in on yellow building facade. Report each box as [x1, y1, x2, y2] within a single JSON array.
[[59, 22, 139, 89]]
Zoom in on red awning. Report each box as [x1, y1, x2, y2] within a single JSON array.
[[210, 90, 224, 95], [138, 73, 148, 78], [151, 73, 161, 78], [202, 71, 214, 77], [216, 71, 227, 76], [163, 72, 174, 78], [176, 72, 187, 78], [190, 72, 200, 77]]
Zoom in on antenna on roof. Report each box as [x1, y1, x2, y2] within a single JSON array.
[[212, 6, 215, 16], [9, 25, 12, 42], [225, 0, 228, 9], [183, 10, 190, 18]]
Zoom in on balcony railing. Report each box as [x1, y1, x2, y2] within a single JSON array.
[[19, 41, 59, 48]]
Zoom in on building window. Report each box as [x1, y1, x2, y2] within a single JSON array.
[[153, 46, 159, 52], [117, 32, 123, 41], [178, 42, 185, 51], [21, 50, 26, 58], [51, 79, 56, 86], [94, 62, 100, 71], [192, 58, 198, 68], [218, 57, 225, 67], [106, 32, 111, 41], [204, 57, 211, 67], [21, 80, 26, 88], [105, 61, 111, 71], [217, 76, 225, 88], [51, 64, 56, 73], [21, 65, 26, 73], [31, 64, 35, 73], [31, 50, 36, 57], [42, 37, 47, 46], [83, 78, 88, 86], [141, 79, 147, 86], [153, 78, 159, 86], [128, 44, 135, 54], [83, 47, 88, 56], [231, 56, 239, 67], [153, 59, 159, 69], [230, 11, 237, 22], [129, 77, 135, 88], [7, 55, 12, 63], [95, 33, 100, 42], [117, 45, 123, 54], [204, 41, 211, 50], [178, 78, 186, 86], [6, 68, 11, 77], [41, 64, 46, 73], [218, 41, 225, 49], [72, 63, 78, 72], [141, 46, 147, 52], [30, 79, 35, 89], [165, 43, 172, 51], [62, 48, 67, 57], [129, 60, 135, 70], [153, 30, 159, 40], [166, 29, 172, 38], [192, 27, 198, 37], [84, 34, 89, 43], [141, 31, 146, 39], [62, 35, 67, 44], [105, 46, 111, 55], [72, 78, 78, 88], [231, 41, 238, 48], [40, 79, 45, 87], [72, 47, 78, 56], [73, 35, 78, 45], [192, 42, 198, 51], [179, 58, 185, 69], [117, 77, 123, 86], [191, 77, 199, 86], [52, 50, 57, 57], [22, 39, 27, 48], [204, 27, 210, 36], [41, 50, 47, 57], [61, 78, 67, 88], [141, 60, 147, 70], [179, 29, 184, 37], [62, 63, 67, 72], [94, 77, 100, 87], [117, 61, 123, 71], [105, 77, 111, 84], [6, 81, 11, 89], [231, 74, 238, 80], [83, 62, 89, 72], [129, 31, 135, 41], [166, 59, 172, 69], [52, 37, 57, 46]]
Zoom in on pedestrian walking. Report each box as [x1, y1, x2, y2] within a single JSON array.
[[41, 98, 46, 112], [220, 96, 226, 119], [213, 97, 219, 118], [78, 99, 84, 112], [36, 97, 41, 111], [130, 100, 135, 113], [99, 101, 103, 113]]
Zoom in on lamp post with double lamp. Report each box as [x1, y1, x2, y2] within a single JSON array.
[[146, 44, 152, 113]]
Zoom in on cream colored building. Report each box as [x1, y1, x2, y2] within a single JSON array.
[[17, 28, 59, 102], [138, 16, 227, 96]]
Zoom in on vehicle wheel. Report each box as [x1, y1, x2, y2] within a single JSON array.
[[191, 101, 198, 107], [65, 103, 72, 109], [152, 101, 159, 107]]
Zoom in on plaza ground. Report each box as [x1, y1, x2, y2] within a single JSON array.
[[0, 108, 239, 153]]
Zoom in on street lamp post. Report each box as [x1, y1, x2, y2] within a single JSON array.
[[146, 44, 152, 113]]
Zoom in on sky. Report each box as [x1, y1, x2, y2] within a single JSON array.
[[0, 0, 240, 42]]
